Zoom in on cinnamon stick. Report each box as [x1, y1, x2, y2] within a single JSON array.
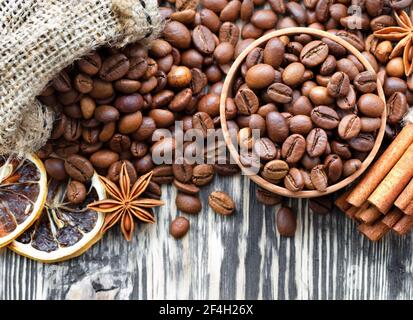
[[381, 208, 404, 228], [346, 206, 359, 219], [356, 205, 382, 225], [347, 124, 413, 207], [358, 221, 390, 241], [368, 143, 413, 214], [403, 201, 413, 215], [393, 214, 413, 235], [354, 202, 369, 220], [394, 177, 413, 212], [334, 190, 352, 212]]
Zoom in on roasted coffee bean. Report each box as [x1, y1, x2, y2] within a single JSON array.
[[74, 73, 93, 93], [219, 22, 240, 46], [327, 71, 350, 98], [290, 96, 313, 116], [173, 179, 200, 195], [163, 21, 191, 49], [320, 55, 337, 76], [173, 157, 193, 183], [349, 133, 375, 152], [251, 9, 277, 29], [190, 68, 208, 94], [324, 154, 343, 183], [262, 159, 289, 182], [281, 134, 306, 164], [343, 159, 362, 177], [176, 193, 202, 214], [309, 86, 334, 105], [306, 128, 328, 157], [82, 127, 100, 145], [267, 83, 293, 104], [192, 112, 214, 137], [80, 97, 96, 120], [132, 117, 156, 141], [358, 93, 385, 117], [289, 115, 313, 135], [300, 40, 329, 67], [170, 216, 190, 239], [311, 106, 339, 130], [149, 109, 175, 128], [235, 88, 259, 115], [276, 206, 296, 237], [52, 70, 71, 92], [108, 134, 131, 153], [99, 122, 116, 142], [334, 30, 365, 52], [115, 94, 143, 113], [107, 160, 137, 185], [134, 154, 155, 175], [310, 165, 328, 192], [64, 154, 94, 183], [360, 117, 382, 132], [64, 118, 82, 141], [284, 167, 304, 192], [90, 150, 119, 169], [99, 54, 129, 81], [256, 187, 282, 205], [337, 85, 357, 110], [354, 71, 377, 93], [64, 104, 82, 119], [192, 164, 215, 186], [387, 92, 408, 124], [282, 62, 305, 87], [126, 57, 148, 79], [77, 53, 102, 75], [384, 76, 407, 97], [192, 25, 216, 55], [338, 114, 361, 140], [266, 111, 289, 144], [45, 158, 68, 180], [118, 111, 143, 134], [67, 180, 87, 204], [152, 165, 174, 185], [246, 64, 276, 89], [253, 138, 277, 161], [198, 93, 220, 117], [264, 37, 285, 68], [331, 141, 351, 160], [94, 105, 119, 123], [168, 66, 192, 88], [309, 196, 333, 215], [54, 140, 80, 158], [208, 191, 235, 215], [301, 153, 321, 171]]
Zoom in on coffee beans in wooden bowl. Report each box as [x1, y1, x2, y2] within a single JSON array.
[[220, 28, 386, 198]]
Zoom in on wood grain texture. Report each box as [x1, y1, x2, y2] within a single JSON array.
[[1, 175, 413, 300]]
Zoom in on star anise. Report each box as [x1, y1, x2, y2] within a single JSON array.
[[374, 10, 413, 76], [87, 164, 164, 241]]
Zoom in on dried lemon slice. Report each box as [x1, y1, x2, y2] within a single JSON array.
[[0, 154, 47, 248], [9, 173, 106, 263]]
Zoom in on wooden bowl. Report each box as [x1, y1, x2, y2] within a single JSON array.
[[219, 27, 387, 198]]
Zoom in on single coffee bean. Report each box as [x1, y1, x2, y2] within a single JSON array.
[[281, 134, 306, 164], [253, 138, 277, 161], [94, 105, 119, 123], [301, 153, 321, 171], [327, 71, 350, 98], [246, 64, 275, 89], [118, 111, 143, 134], [115, 94, 143, 113], [331, 141, 352, 160], [290, 96, 313, 116], [192, 112, 214, 138], [338, 114, 361, 140], [107, 160, 137, 185], [67, 180, 87, 204], [276, 206, 296, 237], [163, 21, 192, 49], [149, 109, 175, 128], [336, 58, 360, 80], [289, 115, 313, 135], [152, 165, 174, 185], [64, 154, 94, 183], [282, 62, 305, 87], [264, 37, 285, 68], [300, 40, 329, 67], [219, 22, 240, 46], [131, 117, 156, 142], [173, 179, 200, 195], [45, 158, 68, 180], [90, 150, 119, 169], [311, 106, 339, 130], [309, 86, 334, 105], [349, 133, 375, 152], [387, 92, 408, 124], [360, 117, 382, 132], [82, 127, 100, 145], [170, 216, 190, 239], [172, 157, 193, 183], [208, 191, 235, 215], [192, 25, 216, 55], [134, 154, 155, 175], [309, 196, 333, 215], [77, 53, 102, 75], [343, 158, 362, 177], [262, 159, 289, 182], [108, 134, 131, 153], [167, 66, 192, 88], [198, 93, 220, 117], [74, 73, 93, 93], [63, 118, 82, 141], [54, 140, 80, 158], [176, 193, 202, 214], [256, 187, 282, 206], [310, 164, 328, 192], [324, 154, 343, 183], [234, 88, 259, 115], [306, 128, 328, 157], [284, 167, 304, 192], [337, 85, 357, 110], [251, 9, 277, 29], [52, 70, 71, 92], [99, 54, 130, 81], [266, 111, 289, 143], [192, 164, 215, 186], [358, 93, 385, 117], [320, 55, 337, 76], [267, 83, 293, 104], [354, 71, 377, 93]]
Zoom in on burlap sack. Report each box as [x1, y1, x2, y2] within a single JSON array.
[[0, 0, 162, 156]]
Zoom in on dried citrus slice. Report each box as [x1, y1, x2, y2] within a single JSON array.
[[9, 173, 106, 263], [0, 154, 47, 248]]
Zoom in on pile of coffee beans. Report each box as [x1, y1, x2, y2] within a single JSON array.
[[37, 0, 413, 238], [232, 35, 384, 192]]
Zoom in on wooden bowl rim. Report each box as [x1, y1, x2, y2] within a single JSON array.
[[219, 27, 387, 199]]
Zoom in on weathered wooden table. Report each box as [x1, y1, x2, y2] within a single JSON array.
[[0, 174, 412, 300]]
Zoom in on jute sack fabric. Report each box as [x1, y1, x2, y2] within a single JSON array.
[[0, 0, 162, 156]]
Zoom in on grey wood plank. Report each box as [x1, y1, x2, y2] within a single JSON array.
[[1, 175, 413, 300]]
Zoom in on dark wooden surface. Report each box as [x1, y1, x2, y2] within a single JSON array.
[[0, 174, 412, 300]]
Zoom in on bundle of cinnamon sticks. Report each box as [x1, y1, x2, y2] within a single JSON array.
[[335, 124, 413, 241]]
